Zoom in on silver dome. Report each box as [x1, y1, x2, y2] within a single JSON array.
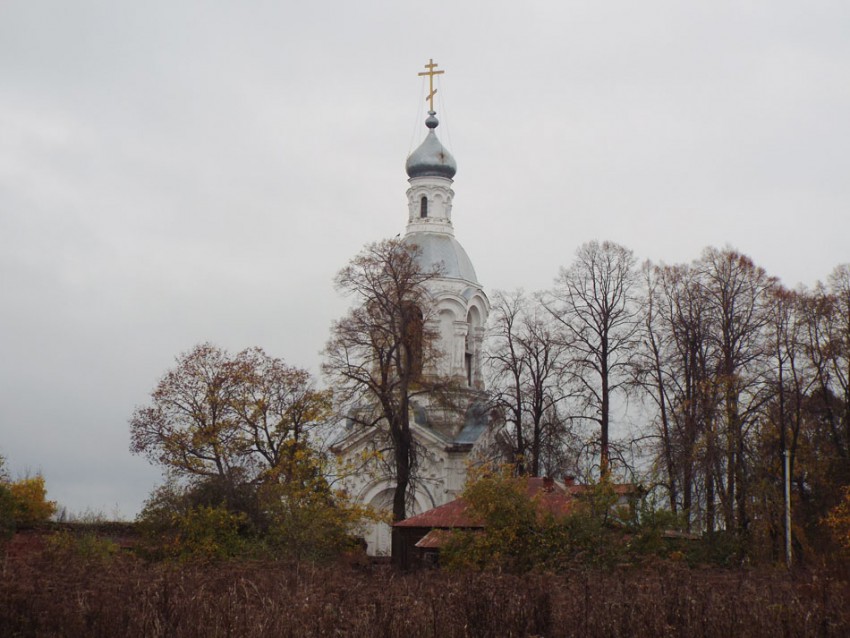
[[404, 233, 478, 283], [405, 113, 457, 179]]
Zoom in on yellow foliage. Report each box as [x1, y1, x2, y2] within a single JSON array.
[[166, 506, 248, 561], [825, 485, 850, 551], [258, 445, 378, 560], [9, 476, 57, 528], [442, 465, 545, 571], [47, 529, 119, 562]]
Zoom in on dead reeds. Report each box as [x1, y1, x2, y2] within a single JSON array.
[[2, 550, 848, 637]]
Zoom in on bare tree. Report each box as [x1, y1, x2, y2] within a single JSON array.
[[749, 284, 821, 559], [696, 247, 774, 535], [487, 289, 574, 477], [635, 262, 676, 512], [636, 253, 845, 545], [322, 239, 444, 526], [826, 265, 850, 458], [764, 286, 812, 487], [635, 262, 719, 531], [799, 265, 850, 480], [545, 240, 640, 475], [637, 262, 680, 516]]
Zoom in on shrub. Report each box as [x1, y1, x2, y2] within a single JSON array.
[[825, 485, 850, 552], [258, 472, 369, 562], [157, 505, 249, 561], [47, 529, 120, 562], [8, 475, 57, 528], [0, 483, 15, 542], [443, 470, 690, 571], [441, 467, 542, 571], [137, 445, 371, 562]]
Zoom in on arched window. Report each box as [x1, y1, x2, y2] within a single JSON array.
[[465, 333, 473, 387], [466, 307, 482, 388], [420, 196, 428, 218]]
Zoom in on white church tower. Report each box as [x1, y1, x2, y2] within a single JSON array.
[[403, 115, 489, 389], [335, 61, 491, 556]]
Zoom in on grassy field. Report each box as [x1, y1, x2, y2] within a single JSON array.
[[3, 543, 850, 638]]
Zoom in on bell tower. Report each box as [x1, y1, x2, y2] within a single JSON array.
[[402, 60, 489, 391], [334, 61, 495, 556]]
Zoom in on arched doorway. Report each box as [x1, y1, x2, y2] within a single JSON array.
[[366, 489, 395, 556]]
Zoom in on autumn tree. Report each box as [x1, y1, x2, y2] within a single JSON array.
[[545, 240, 640, 475], [7, 476, 58, 528], [825, 485, 850, 552], [129, 344, 366, 559], [487, 289, 576, 477], [441, 466, 543, 571], [256, 448, 371, 561], [228, 347, 333, 483], [130, 344, 332, 506], [443, 469, 667, 571], [137, 445, 367, 561], [323, 239, 444, 526], [0, 456, 58, 537]]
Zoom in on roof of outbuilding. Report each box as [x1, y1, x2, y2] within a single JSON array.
[[415, 529, 461, 549], [395, 496, 481, 529], [394, 477, 603, 529]]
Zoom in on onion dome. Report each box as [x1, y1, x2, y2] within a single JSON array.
[[405, 111, 457, 179]]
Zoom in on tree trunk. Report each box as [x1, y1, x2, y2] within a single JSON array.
[[600, 337, 610, 476]]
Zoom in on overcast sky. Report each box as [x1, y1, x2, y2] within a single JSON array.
[[2, 1, 848, 518]]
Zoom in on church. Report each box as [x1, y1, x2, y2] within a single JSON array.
[[333, 61, 494, 556]]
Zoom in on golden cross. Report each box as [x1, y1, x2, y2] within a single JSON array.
[[417, 58, 444, 112]]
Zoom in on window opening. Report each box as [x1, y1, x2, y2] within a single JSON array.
[[465, 330, 473, 387], [420, 196, 428, 218]]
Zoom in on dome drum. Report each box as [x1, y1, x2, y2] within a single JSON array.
[[407, 181, 454, 224], [403, 233, 479, 284]]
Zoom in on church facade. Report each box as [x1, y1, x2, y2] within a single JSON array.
[[333, 74, 493, 555]]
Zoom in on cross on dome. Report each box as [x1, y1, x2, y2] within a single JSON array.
[[417, 58, 444, 112]]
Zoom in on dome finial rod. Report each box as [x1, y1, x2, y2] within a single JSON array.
[[418, 58, 444, 112]]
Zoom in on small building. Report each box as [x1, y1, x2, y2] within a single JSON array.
[[393, 477, 639, 568]]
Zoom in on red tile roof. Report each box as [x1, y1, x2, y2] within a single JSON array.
[[415, 528, 460, 549], [395, 496, 482, 529], [395, 477, 635, 529]]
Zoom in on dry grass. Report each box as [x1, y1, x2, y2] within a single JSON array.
[[2, 548, 849, 637]]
